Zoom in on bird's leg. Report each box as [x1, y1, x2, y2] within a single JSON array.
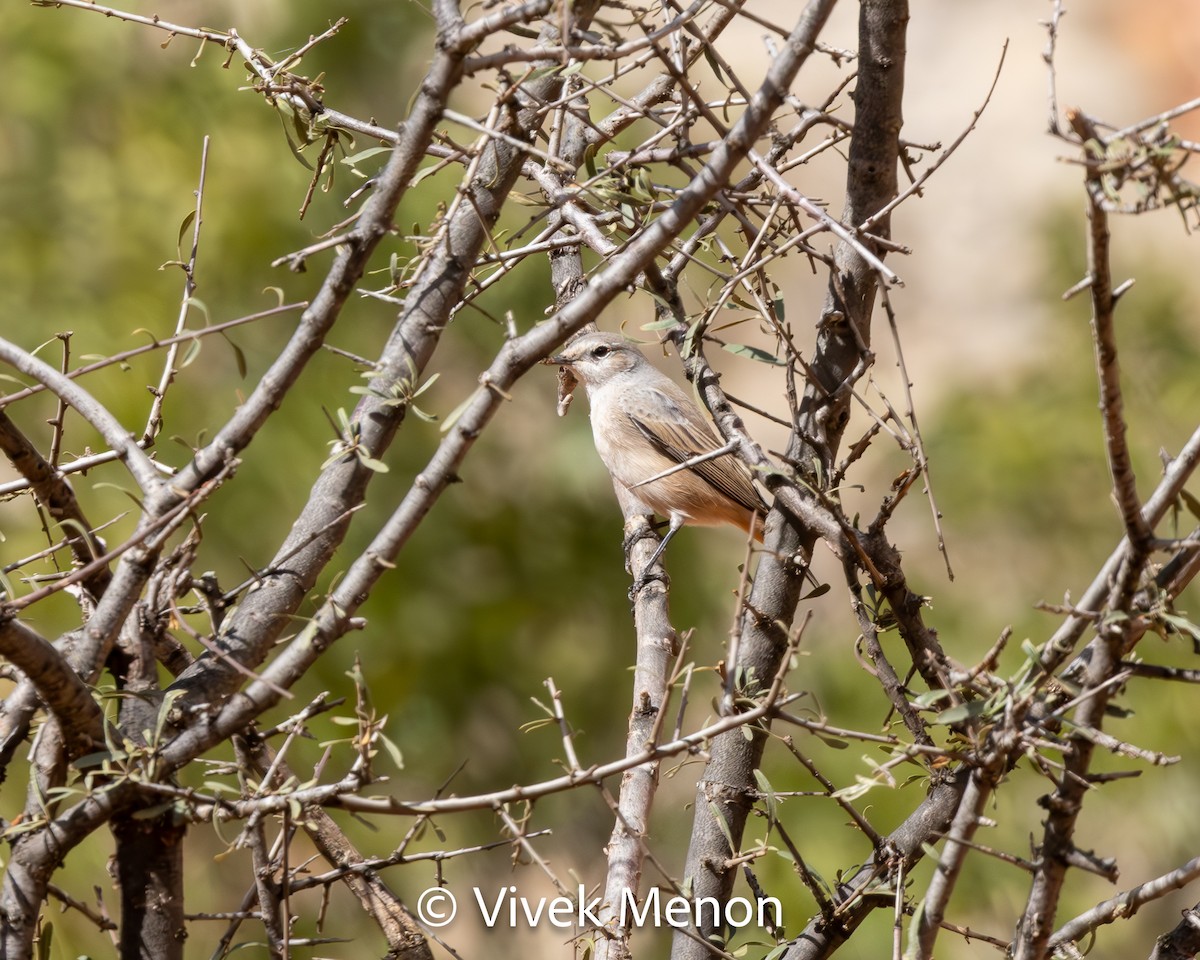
[[621, 515, 659, 560], [629, 514, 684, 599]]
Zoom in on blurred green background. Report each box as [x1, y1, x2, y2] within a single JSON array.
[[2, 2, 1199, 958]]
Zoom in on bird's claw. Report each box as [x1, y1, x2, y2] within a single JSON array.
[[628, 569, 669, 602], [622, 523, 659, 554]]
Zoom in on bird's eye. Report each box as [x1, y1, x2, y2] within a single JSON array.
[[591, 345, 610, 359]]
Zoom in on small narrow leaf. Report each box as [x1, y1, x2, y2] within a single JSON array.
[[177, 209, 196, 253], [933, 700, 989, 725], [184, 297, 211, 323], [723, 342, 784, 365], [221, 333, 247, 379], [357, 455, 390, 473], [180, 337, 202, 369], [753, 768, 779, 825], [341, 145, 393, 168]]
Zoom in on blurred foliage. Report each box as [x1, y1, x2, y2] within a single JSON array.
[[926, 204, 1200, 638], [2, 3, 1199, 960]]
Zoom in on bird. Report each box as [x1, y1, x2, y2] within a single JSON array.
[[549, 331, 769, 576]]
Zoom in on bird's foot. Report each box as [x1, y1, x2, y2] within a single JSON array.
[[621, 520, 660, 573], [628, 569, 669, 602], [622, 520, 659, 553]]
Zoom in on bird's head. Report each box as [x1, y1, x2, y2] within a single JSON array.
[[547, 332, 646, 389]]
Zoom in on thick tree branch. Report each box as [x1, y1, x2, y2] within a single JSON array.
[[673, 2, 908, 954]]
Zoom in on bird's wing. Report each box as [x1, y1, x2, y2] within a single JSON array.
[[626, 388, 766, 515]]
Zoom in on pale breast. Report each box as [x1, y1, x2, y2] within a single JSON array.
[[588, 381, 759, 533]]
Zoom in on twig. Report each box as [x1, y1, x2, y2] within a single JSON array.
[[47, 334, 70, 468], [879, 286, 952, 579], [1050, 855, 1200, 951], [287, 831, 553, 893], [1037, 422, 1200, 675], [0, 302, 305, 410], [145, 137, 209, 443], [627, 440, 739, 490], [0, 337, 164, 497], [1120, 661, 1200, 684], [271, 694, 801, 817], [859, 40, 1008, 234], [544, 677, 583, 772], [913, 771, 993, 957], [1069, 108, 1155, 557], [748, 150, 902, 286], [46, 881, 118, 932]]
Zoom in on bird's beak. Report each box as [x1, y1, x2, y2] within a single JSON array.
[[544, 353, 570, 366]]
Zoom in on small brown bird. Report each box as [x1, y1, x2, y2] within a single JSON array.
[[550, 332, 767, 572]]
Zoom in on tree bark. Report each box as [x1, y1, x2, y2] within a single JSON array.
[[672, 0, 908, 955], [112, 814, 187, 960]]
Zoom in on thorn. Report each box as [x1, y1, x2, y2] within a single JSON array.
[[1062, 275, 1093, 301]]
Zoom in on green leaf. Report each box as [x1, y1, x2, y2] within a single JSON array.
[[933, 700, 989, 725], [36, 920, 52, 960], [184, 296, 210, 323], [132, 802, 175, 820], [707, 801, 736, 853], [71, 750, 116, 771], [411, 371, 440, 398], [177, 209, 196, 256], [802, 582, 831, 601], [221, 332, 247, 379], [341, 145, 393, 168], [753, 768, 778, 825], [276, 105, 315, 170], [92, 481, 143, 509], [913, 688, 956, 708], [440, 389, 479, 434], [154, 689, 185, 746], [904, 898, 926, 960], [411, 163, 444, 187], [702, 45, 725, 84], [1160, 612, 1200, 641], [723, 342, 784, 366], [202, 780, 239, 795], [180, 336, 202, 369], [1179, 487, 1200, 521], [526, 63, 564, 82], [379, 733, 405, 771], [356, 455, 390, 473]]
